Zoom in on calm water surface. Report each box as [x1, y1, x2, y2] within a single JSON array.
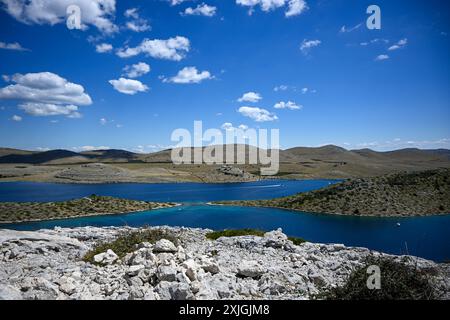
[[0, 180, 449, 262]]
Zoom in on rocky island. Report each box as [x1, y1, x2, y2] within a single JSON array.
[[0, 195, 177, 223], [0, 227, 448, 300], [214, 169, 450, 217]]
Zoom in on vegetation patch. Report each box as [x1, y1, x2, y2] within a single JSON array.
[[216, 169, 450, 217], [205, 229, 306, 244], [0, 195, 176, 223], [317, 256, 437, 300], [83, 228, 179, 264]]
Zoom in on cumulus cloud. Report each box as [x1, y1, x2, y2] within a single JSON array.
[[100, 118, 107, 125], [109, 78, 149, 95], [182, 3, 217, 17], [116, 36, 190, 60], [238, 91, 262, 103], [221, 122, 249, 131], [11, 115, 22, 121], [95, 43, 113, 53], [19, 102, 82, 118], [1, 0, 118, 33], [0, 72, 92, 118], [122, 62, 151, 78], [238, 106, 278, 122], [273, 85, 288, 92], [167, 0, 190, 5], [236, 0, 307, 17], [0, 41, 29, 51], [274, 101, 302, 110], [300, 39, 321, 55], [388, 38, 408, 51], [163, 67, 212, 84], [375, 54, 389, 61], [124, 8, 151, 32]]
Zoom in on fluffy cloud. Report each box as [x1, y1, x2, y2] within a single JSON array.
[[274, 101, 302, 110], [163, 67, 212, 84], [167, 0, 190, 5], [19, 102, 81, 118], [388, 38, 408, 51], [100, 118, 107, 125], [116, 36, 190, 61], [0, 72, 92, 118], [95, 43, 113, 53], [238, 106, 278, 122], [236, 0, 307, 17], [124, 8, 151, 32], [1, 0, 118, 33], [122, 62, 151, 78], [238, 91, 262, 103], [300, 39, 321, 55], [221, 122, 249, 131], [109, 78, 149, 95], [11, 115, 22, 121], [0, 41, 29, 51], [273, 85, 288, 92], [182, 4, 217, 17], [375, 54, 389, 61]]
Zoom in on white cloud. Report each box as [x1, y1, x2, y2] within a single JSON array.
[[0, 72, 92, 117], [388, 38, 408, 51], [182, 4, 217, 17], [163, 67, 212, 84], [300, 39, 321, 55], [274, 101, 302, 110], [19, 102, 81, 118], [109, 78, 149, 95], [339, 23, 362, 33], [236, 0, 308, 17], [238, 91, 262, 103], [11, 115, 22, 121], [122, 62, 151, 78], [0, 41, 29, 51], [273, 85, 288, 92], [375, 54, 389, 61], [72, 146, 110, 152], [95, 43, 113, 53], [1, 0, 118, 33], [124, 8, 151, 32], [238, 106, 278, 122], [100, 118, 107, 125], [124, 8, 139, 19], [116, 36, 190, 60], [167, 0, 190, 5], [221, 122, 249, 131]]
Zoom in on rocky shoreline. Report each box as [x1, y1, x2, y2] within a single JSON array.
[[0, 226, 448, 300], [0, 195, 178, 224], [215, 169, 450, 217]]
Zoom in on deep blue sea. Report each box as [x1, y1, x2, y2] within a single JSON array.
[[0, 180, 449, 262]]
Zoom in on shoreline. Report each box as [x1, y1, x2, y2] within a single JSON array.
[[207, 202, 450, 218], [0, 198, 181, 225], [0, 203, 181, 225]]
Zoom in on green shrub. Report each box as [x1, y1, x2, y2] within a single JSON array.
[[83, 229, 179, 265], [206, 229, 265, 240], [317, 256, 436, 300]]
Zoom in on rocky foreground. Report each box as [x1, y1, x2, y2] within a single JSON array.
[[0, 227, 449, 300]]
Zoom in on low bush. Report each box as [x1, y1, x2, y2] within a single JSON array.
[[318, 256, 436, 300], [83, 228, 179, 264]]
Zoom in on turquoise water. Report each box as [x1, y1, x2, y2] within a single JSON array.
[[0, 181, 449, 262]]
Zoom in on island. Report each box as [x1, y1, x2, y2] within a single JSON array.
[[213, 169, 450, 217], [0, 195, 178, 223]]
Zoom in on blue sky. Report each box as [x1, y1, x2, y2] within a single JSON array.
[[0, 0, 449, 153]]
